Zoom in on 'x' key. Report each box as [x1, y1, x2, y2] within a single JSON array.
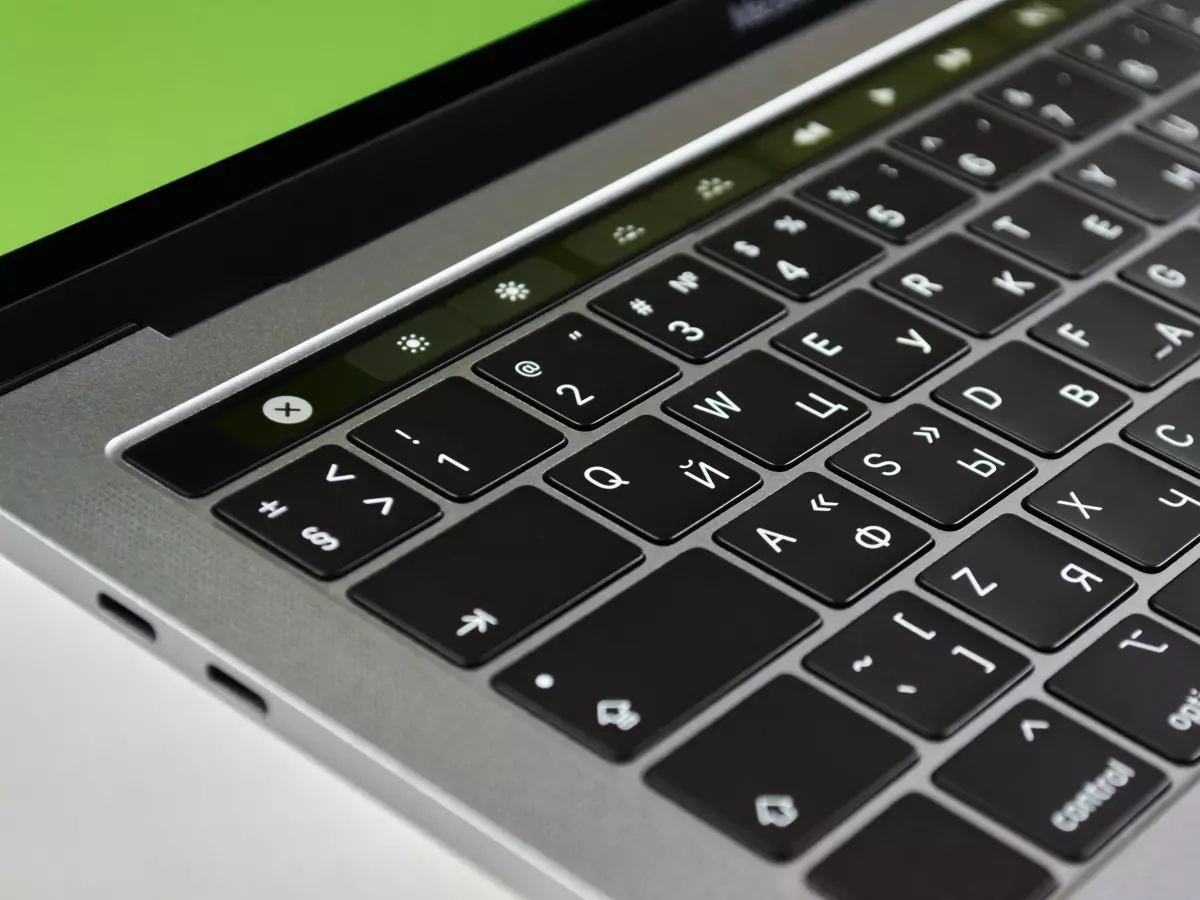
[[1057, 491, 1103, 520], [1027, 445, 1200, 571]]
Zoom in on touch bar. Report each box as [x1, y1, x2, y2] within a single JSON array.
[[124, 0, 1106, 498]]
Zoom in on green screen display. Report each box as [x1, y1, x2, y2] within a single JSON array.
[[0, 0, 586, 257]]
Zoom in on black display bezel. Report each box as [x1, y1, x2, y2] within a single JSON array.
[[0, 0, 863, 394]]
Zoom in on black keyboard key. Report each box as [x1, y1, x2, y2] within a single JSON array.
[[894, 103, 1057, 189], [1121, 229, 1200, 315], [348, 378, 564, 501], [773, 290, 967, 400], [935, 700, 1168, 861], [971, 183, 1144, 277], [1025, 444, 1200, 570], [545, 416, 759, 543], [802, 151, 974, 242], [1064, 16, 1200, 93], [1030, 283, 1200, 389], [348, 487, 641, 667], [1050, 615, 1200, 763], [828, 406, 1035, 528], [698, 200, 882, 300], [214, 446, 441, 579], [983, 58, 1138, 140], [1152, 554, 1200, 631], [1058, 136, 1200, 222], [1124, 380, 1200, 475], [1143, 0, 1200, 36], [494, 550, 818, 761], [645, 676, 915, 861], [1141, 88, 1200, 151], [875, 235, 1059, 336], [806, 592, 1029, 738], [934, 343, 1129, 456], [920, 515, 1136, 650], [590, 257, 784, 362], [474, 313, 678, 429], [715, 473, 932, 607], [662, 350, 867, 469], [809, 794, 1056, 900]]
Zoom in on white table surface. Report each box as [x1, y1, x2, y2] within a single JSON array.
[[0, 553, 520, 900]]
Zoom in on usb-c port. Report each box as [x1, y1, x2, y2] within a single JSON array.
[[205, 665, 268, 716], [97, 594, 157, 643]]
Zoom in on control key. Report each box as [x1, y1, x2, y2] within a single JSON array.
[[934, 700, 1167, 861]]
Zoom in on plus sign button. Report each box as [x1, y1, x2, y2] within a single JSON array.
[[262, 395, 314, 425]]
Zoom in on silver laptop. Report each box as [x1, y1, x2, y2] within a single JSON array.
[[8, 0, 1200, 897]]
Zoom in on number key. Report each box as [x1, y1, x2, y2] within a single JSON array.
[[590, 257, 784, 362], [698, 200, 882, 300], [475, 313, 679, 429], [214, 446, 442, 579], [1064, 16, 1200, 93], [982, 59, 1138, 140], [803, 150, 974, 242], [349, 378, 564, 500], [894, 103, 1057, 189]]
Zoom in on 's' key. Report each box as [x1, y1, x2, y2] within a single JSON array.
[[494, 550, 819, 761], [1025, 444, 1200, 570], [646, 676, 915, 860], [935, 699, 1168, 861], [828, 405, 1035, 528], [1050, 615, 1200, 764]]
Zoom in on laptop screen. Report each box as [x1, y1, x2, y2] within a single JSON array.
[[1, 0, 591, 258]]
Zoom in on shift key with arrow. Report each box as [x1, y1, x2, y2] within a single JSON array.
[[774, 290, 967, 400], [215, 445, 442, 579]]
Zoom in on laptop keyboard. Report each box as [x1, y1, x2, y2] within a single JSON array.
[[122, 1, 1200, 896]]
